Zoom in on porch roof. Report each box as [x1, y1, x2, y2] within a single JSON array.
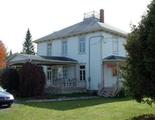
[[103, 55, 126, 62], [8, 54, 78, 66]]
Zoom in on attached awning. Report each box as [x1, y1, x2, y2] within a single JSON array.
[[8, 54, 78, 66], [103, 55, 126, 62]]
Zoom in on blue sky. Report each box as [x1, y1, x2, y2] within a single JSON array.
[[0, 0, 151, 53]]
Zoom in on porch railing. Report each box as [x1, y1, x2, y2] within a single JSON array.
[[51, 78, 86, 88]]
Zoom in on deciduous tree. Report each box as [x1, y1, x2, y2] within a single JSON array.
[[123, 0, 155, 104], [0, 41, 6, 69]]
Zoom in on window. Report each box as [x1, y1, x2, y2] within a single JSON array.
[[62, 41, 67, 56], [63, 66, 68, 79], [47, 43, 52, 56], [47, 67, 52, 82], [80, 65, 86, 80], [79, 37, 86, 54], [52, 67, 58, 80], [112, 39, 118, 55]]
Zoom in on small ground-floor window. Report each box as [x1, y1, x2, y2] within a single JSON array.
[[80, 65, 86, 80], [47, 67, 52, 82]]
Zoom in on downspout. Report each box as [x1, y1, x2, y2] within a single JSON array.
[[88, 35, 104, 90]]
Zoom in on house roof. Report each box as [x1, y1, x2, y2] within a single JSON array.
[[103, 55, 126, 62], [8, 54, 77, 66], [34, 17, 127, 43]]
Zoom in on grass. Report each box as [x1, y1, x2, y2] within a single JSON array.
[[16, 93, 95, 101], [0, 97, 155, 120]]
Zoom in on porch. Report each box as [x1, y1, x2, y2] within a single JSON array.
[[98, 55, 126, 97], [8, 54, 87, 94], [45, 64, 86, 94]]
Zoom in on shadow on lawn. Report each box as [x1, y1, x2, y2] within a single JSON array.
[[20, 97, 131, 111]]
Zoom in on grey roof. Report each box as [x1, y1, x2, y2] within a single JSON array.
[[41, 56, 77, 62], [8, 54, 77, 65], [103, 55, 126, 62], [34, 17, 127, 43]]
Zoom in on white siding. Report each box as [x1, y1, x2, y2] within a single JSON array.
[[37, 42, 47, 56], [36, 31, 127, 90], [52, 40, 61, 56], [101, 33, 126, 58]]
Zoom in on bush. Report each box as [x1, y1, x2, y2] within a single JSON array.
[[0, 67, 19, 94], [131, 114, 155, 120], [19, 62, 45, 97], [116, 88, 126, 98]]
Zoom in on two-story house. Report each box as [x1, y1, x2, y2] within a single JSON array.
[[9, 9, 127, 96]]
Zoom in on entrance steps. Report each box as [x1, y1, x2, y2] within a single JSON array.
[[98, 87, 120, 97]]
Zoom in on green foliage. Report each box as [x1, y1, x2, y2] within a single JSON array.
[[0, 68, 19, 94], [22, 29, 35, 55], [123, 0, 155, 104], [131, 114, 155, 120], [19, 62, 45, 97], [1, 98, 155, 120]]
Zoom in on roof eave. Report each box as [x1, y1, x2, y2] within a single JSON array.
[[34, 29, 127, 44]]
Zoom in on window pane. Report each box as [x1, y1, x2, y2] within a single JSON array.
[[63, 66, 68, 79], [47, 43, 52, 56], [80, 65, 86, 80], [62, 41, 67, 55], [80, 65, 85, 69], [112, 39, 118, 54], [80, 71, 82, 80], [83, 71, 86, 80], [79, 37, 85, 53]]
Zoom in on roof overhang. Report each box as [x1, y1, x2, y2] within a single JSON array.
[[103, 55, 127, 62], [8, 54, 78, 66]]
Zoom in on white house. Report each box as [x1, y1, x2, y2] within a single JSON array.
[[9, 9, 127, 96]]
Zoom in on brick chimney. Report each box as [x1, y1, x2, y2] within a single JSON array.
[[100, 9, 104, 23]]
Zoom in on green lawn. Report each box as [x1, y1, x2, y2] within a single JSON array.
[[0, 98, 155, 120]]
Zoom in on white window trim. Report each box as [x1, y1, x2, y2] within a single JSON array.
[[112, 39, 119, 55], [63, 66, 68, 79], [62, 40, 68, 56], [79, 37, 86, 54], [47, 43, 52, 56], [79, 64, 86, 81]]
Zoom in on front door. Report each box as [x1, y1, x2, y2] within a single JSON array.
[[104, 63, 117, 87]]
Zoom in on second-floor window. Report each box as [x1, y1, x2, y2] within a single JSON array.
[[112, 39, 118, 55], [47, 43, 52, 56], [79, 37, 86, 54], [62, 41, 67, 56]]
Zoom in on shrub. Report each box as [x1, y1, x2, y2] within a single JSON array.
[[19, 62, 45, 97], [131, 114, 155, 120], [0, 67, 19, 94]]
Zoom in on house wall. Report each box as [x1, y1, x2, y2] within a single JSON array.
[[101, 33, 126, 58], [37, 42, 47, 56], [36, 31, 126, 91]]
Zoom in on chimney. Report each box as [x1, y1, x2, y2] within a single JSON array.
[[100, 9, 104, 23]]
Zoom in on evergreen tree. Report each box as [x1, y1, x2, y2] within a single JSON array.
[[123, 0, 155, 104], [7, 50, 13, 58], [22, 29, 35, 55]]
